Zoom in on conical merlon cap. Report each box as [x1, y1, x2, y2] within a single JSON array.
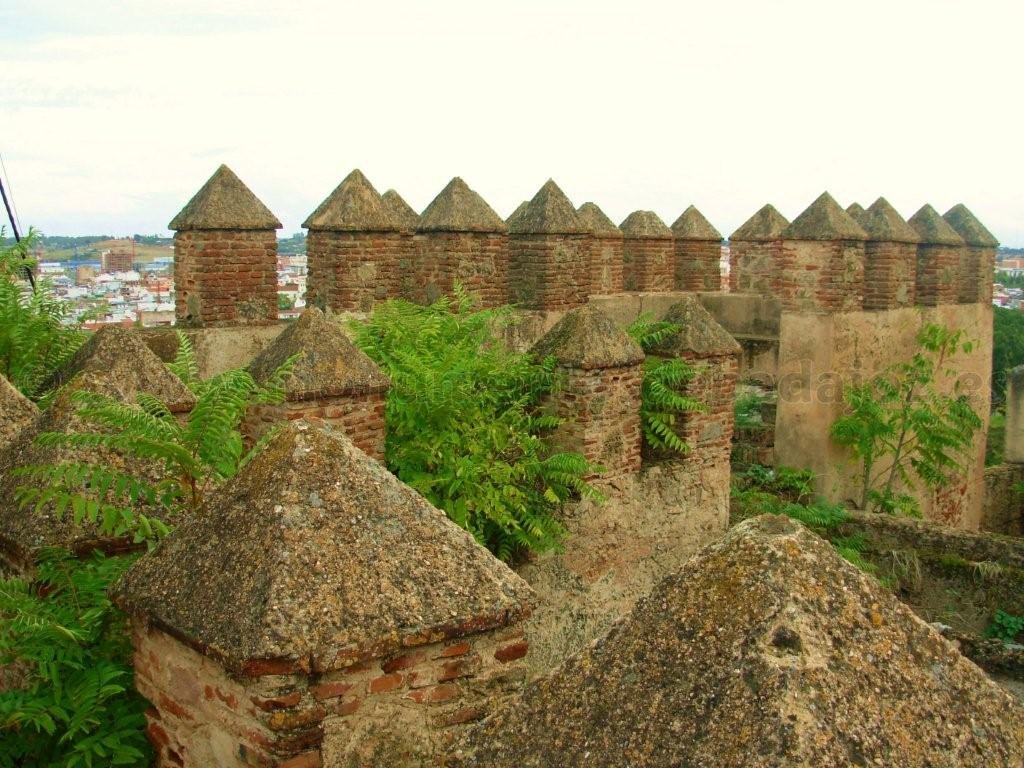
[[169, 165, 281, 231], [909, 204, 965, 246], [619, 211, 672, 239], [417, 178, 506, 233], [381, 189, 420, 231], [531, 304, 644, 369], [729, 204, 789, 242], [576, 203, 622, 237], [652, 297, 741, 357], [113, 422, 534, 670], [453, 515, 1024, 767], [846, 202, 866, 219], [860, 198, 920, 244], [247, 308, 389, 399], [671, 205, 722, 241], [783, 192, 868, 241], [39, 326, 195, 413], [302, 170, 400, 231], [943, 204, 999, 247], [507, 180, 588, 235]]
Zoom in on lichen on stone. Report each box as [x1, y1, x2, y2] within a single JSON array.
[[506, 180, 588, 235], [909, 204, 966, 246], [671, 205, 722, 241], [944, 204, 999, 247], [530, 304, 644, 370], [576, 202, 622, 237], [417, 178, 506, 233], [169, 164, 281, 231], [783, 192, 868, 241], [303, 169, 401, 232], [619, 211, 672, 239], [729, 204, 790, 242]]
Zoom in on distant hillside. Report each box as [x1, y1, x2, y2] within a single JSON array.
[[278, 232, 306, 254]]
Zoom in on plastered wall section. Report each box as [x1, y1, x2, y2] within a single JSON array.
[[774, 303, 993, 529]]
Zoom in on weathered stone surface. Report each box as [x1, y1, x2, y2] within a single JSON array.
[[943, 204, 998, 247], [909, 204, 966, 246], [303, 170, 401, 232], [114, 422, 534, 672], [417, 178, 505, 233], [452, 515, 1024, 767], [169, 164, 282, 231], [670, 205, 722, 241], [619, 210, 672, 239], [855, 198, 920, 310], [576, 202, 621, 237], [382, 189, 420, 232], [0, 374, 37, 453], [530, 304, 643, 370], [506, 180, 587, 235], [729, 205, 789, 293], [845, 202, 866, 219], [652, 297, 741, 358], [783, 192, 867, 241], [857, 197, 920, 243], [729, 204, 789, 242]]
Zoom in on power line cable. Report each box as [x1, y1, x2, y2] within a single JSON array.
[[0, 172, 35, 289], [0, 152, 21, 234]]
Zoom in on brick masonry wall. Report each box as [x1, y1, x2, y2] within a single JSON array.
[[729, 240, 777, 295], [413, 233, 508, 308], [243, 393, 386, 461], [543, 364, 642, 480], [622, 238, 673, 292], [130, 619, 529, 768], [775, 240, 864, 312], [959, 245, 995, 304], [914, 243, 959, 306], [306, 231, 402, 313], [508, 234, 590, 310], [863, 241, 917, 311], [589, 236, 624, 294], [174, 230, 278, 327], [673, 240, 721, 292]]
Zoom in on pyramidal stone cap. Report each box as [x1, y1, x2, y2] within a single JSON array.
[[247, 307, 390, 400], [531, 304, 644, 370], [0, 374, 37, 453], [451, 514, 1024, 768], [619, 210, 673, 239], [670, 205, 723, 241], [113, 422, 535, 672], [39, 326, 196, 413], [783, 192, 868, 241], [576, 202, 622, 237], [302, 169, 401, 232], [860, 198, 921, 244], [729, 204, 790, 242], [908, 204, 965, 246], [943, 204, 999, 247], [846, 202, 866, 220], [651, 297, 741, 357], [381, 189, 420, 232], [507, 180, 588, 235], [506, 200, 530, 228], [169, 164, 282, 231], [417, 177, 506, 233]]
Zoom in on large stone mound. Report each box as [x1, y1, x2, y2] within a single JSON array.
[[451, 515, 1024, 767]]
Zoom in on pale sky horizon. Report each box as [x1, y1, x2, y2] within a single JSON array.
[[2, 0, 1023, 245]]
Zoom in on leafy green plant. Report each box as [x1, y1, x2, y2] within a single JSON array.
[[0, 228, 86, 399], [734, 391, 769, 431], [12, 332, 299, 544], [830, 323, 983, 516], [625, 313, 704, 455], [739, 464, 814, 504], [352, 289, 601, 561], [0, 549, 150, 767], [987, 609, 1024, 644], [992, 305, 1024, 401]]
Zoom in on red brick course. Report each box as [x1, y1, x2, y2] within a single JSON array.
[[413, 232, 508, 307], [863, 241, 917, 310], [622, 238, 673, 293], [306, 231, 402, 313], [589, 235, 624, 294], [775, 240, 864, 312], [508, 234, 590, 310], [914, 243, 959, 306], [729, 240, 778, 295], [674, 240, 721, 292], [958, 245, 995, 304]]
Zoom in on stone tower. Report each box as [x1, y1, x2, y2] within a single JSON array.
[[169, 165, 282, 327], [507, 180, 591, 310], [577, 202, 624, 294], [619, 211, 674, 292], [944, 203, 999, 304], [777, 192, 867, 312], [908, 204, 964, 306], [304, 169, 403, 313], [727, 203, 789, 294], [671, 205, 723, 292], [416, 178, 508, 307], [850, 197, 920, 310]]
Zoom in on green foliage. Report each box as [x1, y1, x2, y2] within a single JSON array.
[[277, 293, 296, 311], [0, 228, 86, 398], [740, 464, 815, 503], [830, 323, 983, 516], [13, 331, 299, 543], [992, 306, 1024, 401], [0, 549, 151, 767], [987, 608, 1024, 644], [351, 288, 601, 562], [625, 313, 705, 455], [734, 390, 769, 431]]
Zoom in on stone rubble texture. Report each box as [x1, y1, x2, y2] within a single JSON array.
[[728, 203, 789, 295], [620, 211, 674, 292], [577, 202, 624, 294], [909, 204, 964, 306], [0, 374, 38, 453], [851, 197, 920, 310], [671, 205, 723, 292]]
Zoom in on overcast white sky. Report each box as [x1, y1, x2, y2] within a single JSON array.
[[1, 0, 1022, 244]]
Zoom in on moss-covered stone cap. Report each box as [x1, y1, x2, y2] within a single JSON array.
[[169, 164, 282, 231], [247, 308, 390, 399], [531, 304, 644, 370], [382, 189, 420, 232], [506, 201, 530, 228], [909, 204, 965, 246], [507, 180, 588, 235], [113, 422, 535, 673], [417, 177, 506, 233], [302, 170, 400, 232], [651, 297, 741, 357], [943, 204, 999, 247], [619, 210, 672, 239], [576, 202, 622, 237], [729, 204, 790, 242], [39, 326, 196, 413], [670, 205, 722, 241], [451, 514, 1024, 768], [783, 192, 868, 241], [858, 198, 920, 244], [0, 374, 37, 453], [846, 202, 866, 219]]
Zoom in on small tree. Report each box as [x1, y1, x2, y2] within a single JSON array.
[[830, 323, 982, 515]]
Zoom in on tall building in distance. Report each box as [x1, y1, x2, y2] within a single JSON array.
[[100, 239, 135, 273]]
